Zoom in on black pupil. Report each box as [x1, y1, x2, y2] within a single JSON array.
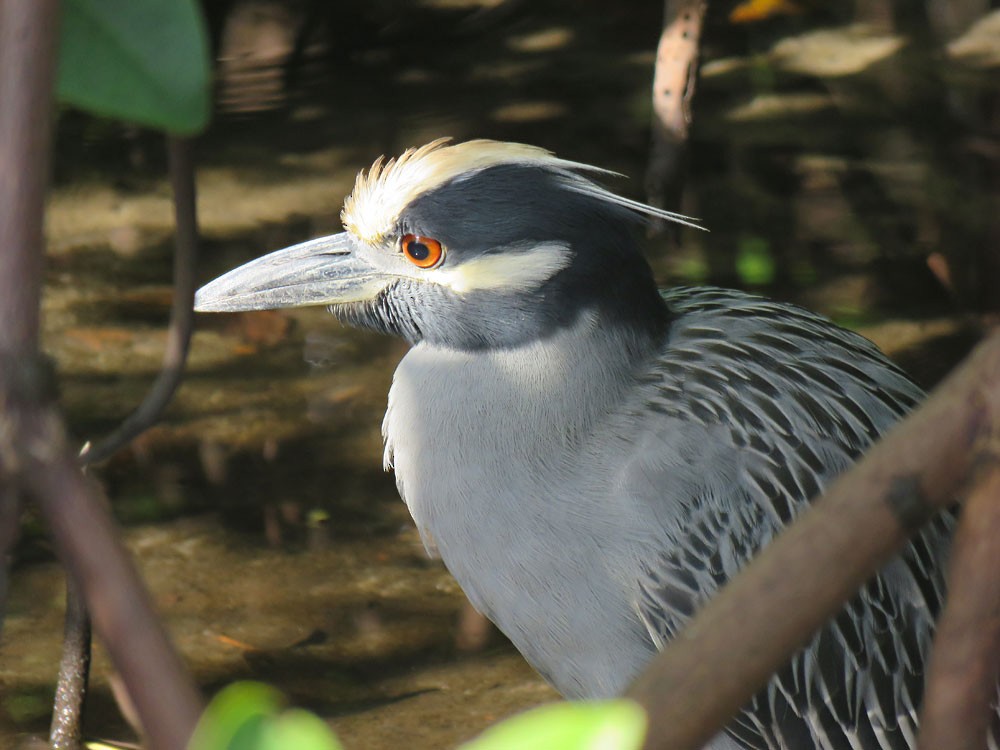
[[408, 240, 430, 261]]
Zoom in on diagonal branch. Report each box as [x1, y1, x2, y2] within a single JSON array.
[[628, 329, 1000, 750], [26, 415, 203, 750]]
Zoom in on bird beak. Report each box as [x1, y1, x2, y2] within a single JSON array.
[[194, 232, 388, 312]]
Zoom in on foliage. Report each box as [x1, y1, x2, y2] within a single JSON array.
[[188, 682, 344, 750], [735, 236, 776, 286], [56, 0, 211, 134], [460, 700, 647, 750], [189, 683, 646, 750]]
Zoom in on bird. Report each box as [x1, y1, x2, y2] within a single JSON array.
[[194, 138, 982, 749]]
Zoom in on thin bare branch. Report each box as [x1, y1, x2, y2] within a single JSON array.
[[0, 485, 21, 638], [645, 0, 706, 230], [628, 329, 1000, 750], [50, 577, 91, 750], [650, 0, 705, 143], [80, 136, 199, 465]]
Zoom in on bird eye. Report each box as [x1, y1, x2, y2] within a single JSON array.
[[401, 234, 444, 269]]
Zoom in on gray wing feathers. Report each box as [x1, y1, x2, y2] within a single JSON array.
[[629, 287, 962, 749]]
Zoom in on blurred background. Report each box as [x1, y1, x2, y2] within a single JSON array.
[[3, 0, 998, 747]]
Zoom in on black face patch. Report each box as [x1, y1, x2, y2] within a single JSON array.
[[402, 164, 633, 260], [346, 163, 670, 351]]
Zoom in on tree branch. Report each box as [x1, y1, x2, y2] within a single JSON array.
[[628, 329, 1000, 750], [918, 461, 1000, 750], [49, 577, 91, 750], [27, 418, 203, 750], [0, 0, 56, 352], [80, 136, 199, 465], [645, 0, 706, 230], [0, 485, 21, 638], [0, 3, 203, 749]]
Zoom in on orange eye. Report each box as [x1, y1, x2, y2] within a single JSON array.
[[401, 234, 444, 269]]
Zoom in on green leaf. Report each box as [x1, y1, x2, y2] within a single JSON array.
[[676, 255, 710, 283], [189, 682, 344, 750], [259, 708, 345, 750], [735, 236, 776, 285], [460, 700, 647, 750], [188, 682, 283, 750], [57, 0, 211, 134]]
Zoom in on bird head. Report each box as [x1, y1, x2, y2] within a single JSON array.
[[195, 139, 701, 350]]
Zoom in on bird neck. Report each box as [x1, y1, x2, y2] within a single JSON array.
[[392, 306, 667, 452], [550, 217, 673, 351], [587, 259, 671, 347]]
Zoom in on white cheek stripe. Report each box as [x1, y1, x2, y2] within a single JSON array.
[[428, 243, 571, 293]]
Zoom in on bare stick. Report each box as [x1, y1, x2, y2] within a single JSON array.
[[645, 0, 706, 227], [650, 0, 705, 144], [80, 136, 199, 465], [50, 576, 92, 750], [918, 462, 1000, 750], [0, 0, 57, 351], [0, 485, 21, 638], [628, 330, 1000, 750]]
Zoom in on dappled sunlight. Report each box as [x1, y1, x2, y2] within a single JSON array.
[[5, 0, 997, 746]]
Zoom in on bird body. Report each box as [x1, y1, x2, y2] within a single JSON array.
[[195, 139, 992, 748], [386, 285, 953, 747]]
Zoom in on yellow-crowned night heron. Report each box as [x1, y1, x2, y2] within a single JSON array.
[[195, 139, 989, 749]]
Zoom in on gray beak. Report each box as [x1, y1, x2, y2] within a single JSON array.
[[194, 232, 388, 313]]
